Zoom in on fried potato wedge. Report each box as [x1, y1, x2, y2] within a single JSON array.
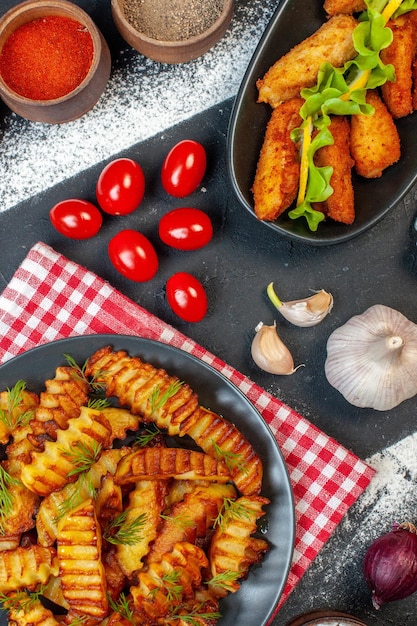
[[252, 97, 302, 221], [28, 366, 89, 449], [115, 447, 231, 484], [57, 498, 108, 620], [85, 347, 199, 436], [180, 407, 263, 497], [0, 544, 58, 593], [21, 406, 112, 497], [313, 115, 355, 224], [6, 595, 59, 626], [350, 89, 401, 178], [148, 482, 237, 564], [209, 495, 270, 596], [381, 16, 415, 118], [257, 15, 358, 108], [131, 542, 208, 620], [0, 387, 38, 444], [36, 448, 129, 547], [115, 479, 168, 578]]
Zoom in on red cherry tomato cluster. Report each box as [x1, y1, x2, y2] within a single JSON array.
[[49, 141, 211, 321]]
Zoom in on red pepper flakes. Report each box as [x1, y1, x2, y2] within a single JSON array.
[[0, 15, 94, 101]]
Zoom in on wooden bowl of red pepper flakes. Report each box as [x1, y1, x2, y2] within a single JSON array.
[[0, 0, 111, 123]]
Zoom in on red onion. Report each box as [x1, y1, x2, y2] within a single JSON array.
[[363, 522, 417, 609]]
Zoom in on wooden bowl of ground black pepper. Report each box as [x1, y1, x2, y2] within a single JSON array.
[[111, 0, 234, 64], [0, 0, 111, 123]]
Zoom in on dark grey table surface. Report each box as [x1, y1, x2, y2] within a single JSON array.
[[1, 0, 417, 624]]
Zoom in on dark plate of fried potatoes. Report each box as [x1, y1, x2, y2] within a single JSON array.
[[227, 0, 417, 245], [0, 335, 295, 626]]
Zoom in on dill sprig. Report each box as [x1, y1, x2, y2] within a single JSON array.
[[149, 380, 183, 415], [0, 380, 35, 429], [63, 353, 106, 393], [166, 604, 222, 624], [211, 440, 248, 475], [108, 592, 135, 625], [87, 397, 111, 410], [0, 587, 45, 614], [60, 440, 102, 477], [213, 497, 253, 531], [160, 512, 194, 529], [56, 473, 96, 521], [149, 571, 183, 602], [206, 570, 241, 591], [67, 616, 88, 626], [134, 426, 162, 447], [104, 510, 147, 546], [0, 465, 20, 533]]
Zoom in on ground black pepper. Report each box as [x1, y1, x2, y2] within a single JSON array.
[[123, 0, 224, 41]]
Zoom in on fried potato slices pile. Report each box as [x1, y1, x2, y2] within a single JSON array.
[[0, 347, 270, 625], [253, 2, 417, 225]]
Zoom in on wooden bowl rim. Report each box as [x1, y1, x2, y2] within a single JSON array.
[[111, 0, 234, 48], [0, 0, 104, 105]]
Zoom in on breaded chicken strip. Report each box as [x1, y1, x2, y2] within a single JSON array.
[[381, 16, 415, 118], [313, 116, 355, 224], [350, 90, 400, 178], [252, 97, 302, 221], [324, 0, 365, 15], [257, 15, 358, 108]]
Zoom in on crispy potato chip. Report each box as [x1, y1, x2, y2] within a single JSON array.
[[57, 498, 108, 619]]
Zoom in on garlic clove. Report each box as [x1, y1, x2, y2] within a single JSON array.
[[325, 304, 417, 411], [267, 282, 333, 327], [251, 321, 298, 375]]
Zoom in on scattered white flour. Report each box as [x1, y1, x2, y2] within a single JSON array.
[[289, 433, 417, 609], [0, 1, 275, 213]]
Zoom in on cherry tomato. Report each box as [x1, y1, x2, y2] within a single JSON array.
[[108, 229, 158, 282], [96, 158, 145, 215], [49, 199, 102, 239], [159, 207, 213, 251], [161, 140, 206, 198], [166, 272, 208, 322]]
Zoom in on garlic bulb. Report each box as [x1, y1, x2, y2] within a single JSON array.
[[325, 304, 417, 411], [251, 321, 297, 375], [267, 282, 333, 327]]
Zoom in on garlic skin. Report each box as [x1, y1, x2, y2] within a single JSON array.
[[325, 304, 417, 411], [267, 282, 333, 327], [251, 321, 297, 375]]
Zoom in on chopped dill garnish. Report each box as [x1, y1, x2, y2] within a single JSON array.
[[166, 604, 222, 624], [134, 426, 162, 447], [0, 380, 35, 429], [60, 440, 102, 477], [160, 512, 194, 529], [87, 397, 111, 410], [211, 440, 248, 475], [213, 497, 253, 530], [149, 571, 183, 602], [0, 465, 20, 533], [63, 353, 106, 393], [0, 587, 45, 614], [206, 570, 241, 591], [104, 511, 147, 546], [149, 380, 183, 414], [56, 473, 96, 521], [108, 592, 135, 625], [67, 616, 88, 626]]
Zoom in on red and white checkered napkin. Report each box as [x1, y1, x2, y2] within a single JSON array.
[[0, 242, 375, 618]]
